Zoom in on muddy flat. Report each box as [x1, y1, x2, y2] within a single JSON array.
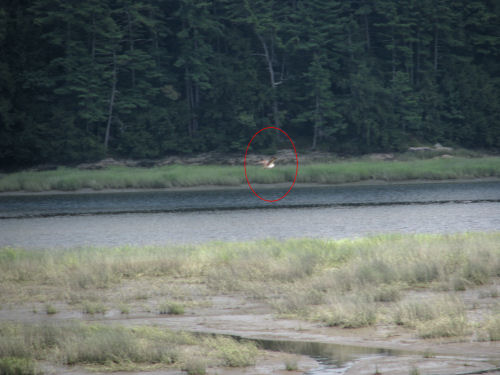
[[2, 276, 499, 374]]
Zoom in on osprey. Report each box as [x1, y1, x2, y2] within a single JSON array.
[[259, 157, 277, 169]]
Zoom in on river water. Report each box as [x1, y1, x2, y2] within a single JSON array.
[[1, 181, 499, 373], [0, 180, 499, 249]]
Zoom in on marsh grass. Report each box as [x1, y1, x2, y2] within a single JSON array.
[[1, 232, 499, 337], [284, 357, 299, 371], [485, 314, 500, 341], [0, 157, 498, 192], [318, 297, 377, 328], [44, 304, 57, 315], [394, 296, 465, 326], [82, 301, 107, 315], [0, 357, 37, 375], [417, 315, 469, 338], [183, 359, 207, 375], [422, 349, 435, 358], [479, 288, 500, 299], [0, 165, 244, 192], [0, 322, 259, 371], [393, 296, 469, 338], [119, 304, 130, 314], [159, 302, 185, 315], [209, 337, 258, 367]]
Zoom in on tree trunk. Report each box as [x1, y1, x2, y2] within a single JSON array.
[[105, 51, 117, 150], [91, 12, 96, 62], [127, 9, 136, 87], [150, 9, 160, 66], [416, 28, 420, 84], [347, 24, 354, 61], [409, 40, 413, 84], [391, 28, 396, 80], [185, 67, 193, 137], [312, 94, 320, 150], [433, 25, 438, 71], [257, 33, 280, 128], [193, 82, 199, 133], [66, 21, 71, 58], [364, 13, 371, 50]]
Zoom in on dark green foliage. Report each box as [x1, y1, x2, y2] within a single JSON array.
[[0, 0, 499, 168], [0, 357, 36, 375]]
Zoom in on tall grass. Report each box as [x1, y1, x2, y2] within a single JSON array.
[[484, 314, 500, 341], [1, 233, 499, 294], [0, 165, 244, 192], [0, 357, 37, 375], [0, 322, 258, 370], [296, 157, 500, 184], [2, 233, 499, 337], [317, 296, 377, 328], [0, 157, 498, 192], [394, 296, 469, 338]]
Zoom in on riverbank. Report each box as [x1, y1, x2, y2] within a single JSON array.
[[1, 233, 499, 374], [1, 177, 500, 197], [0, 156, 499, 193]]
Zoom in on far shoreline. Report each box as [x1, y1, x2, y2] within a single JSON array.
[[1, 176, 499, 196]]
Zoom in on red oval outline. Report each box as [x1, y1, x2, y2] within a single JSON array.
[[244, 127, 298, 202]]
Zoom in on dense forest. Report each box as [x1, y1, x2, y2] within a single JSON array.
[[1, 0, 499, 167]]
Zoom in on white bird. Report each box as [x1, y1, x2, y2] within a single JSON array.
[[258, 157, 277, 169]]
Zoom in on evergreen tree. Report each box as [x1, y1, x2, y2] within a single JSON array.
[[1, 0, 499, 168]]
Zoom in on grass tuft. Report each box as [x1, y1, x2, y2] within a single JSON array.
[[159, 302, 185, 315], [82, 301, 107, 315], [183, 358, 207, 375], [0, 357, 37, 375], [45, 304, 57, 315], [394, 296, 469, 338], [417, 315, 469, 338], [319, 297, 377, 328], [119, 304, 130, 314], [284, 357, 299, 371], [484, 314, 500, 341], [209, 337, 258, 367]]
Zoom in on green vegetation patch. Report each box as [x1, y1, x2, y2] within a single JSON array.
[[1, 232, 499, 339], [318, 297, 377, 328], [484, 314, 500, 341], [159, 302, 185, 315], [0, 357, 37, 375], [0, 157, 499, 192], [394, 296, 469, 338], [0, 322, 259, 371]]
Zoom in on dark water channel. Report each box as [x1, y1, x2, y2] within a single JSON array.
[[254, 338, 405, 374], [0, 181, 499, 249]]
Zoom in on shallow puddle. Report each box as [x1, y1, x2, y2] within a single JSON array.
[[231, 336, 410, 374]]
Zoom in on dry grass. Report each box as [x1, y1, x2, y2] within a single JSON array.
[[1, 232, 499, 338], [393, 296, 469, 338], [316, 297, 377, 328], [0, 322, 259, 371], [484, 314, 500, 341]]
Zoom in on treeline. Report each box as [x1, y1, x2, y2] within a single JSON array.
[[1, 0, 499, 167]]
